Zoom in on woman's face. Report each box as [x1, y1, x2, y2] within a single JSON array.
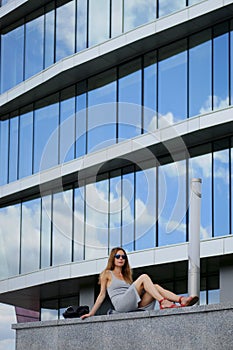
[[114, 249, 127, 267]]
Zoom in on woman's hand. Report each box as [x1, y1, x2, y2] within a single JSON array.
[[80, 313, 92, 320]]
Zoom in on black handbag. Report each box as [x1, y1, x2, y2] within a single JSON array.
[[63, 305, 89, 319]]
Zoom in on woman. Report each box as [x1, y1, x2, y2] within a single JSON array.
[[81, 247, 199, 319]]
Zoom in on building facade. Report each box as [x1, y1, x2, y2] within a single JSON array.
[[0, 0, 233, 323]]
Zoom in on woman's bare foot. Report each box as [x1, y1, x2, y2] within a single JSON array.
[[159, 298, 180, 309], [179, 296, 199, 307]]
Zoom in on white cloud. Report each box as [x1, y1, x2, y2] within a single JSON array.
[[0, 304, 16, 350], [200, 95, 229, 114]]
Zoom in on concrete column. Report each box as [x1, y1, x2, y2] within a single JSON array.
[[220, 265, 233, 303], [79, 285, 95, 307], [188, 178, 202, 299]]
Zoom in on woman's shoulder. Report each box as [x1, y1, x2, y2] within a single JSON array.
[[100, 269, 112, 280]]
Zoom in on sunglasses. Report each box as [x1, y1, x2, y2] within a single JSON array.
[[115, 254, 127, 260]]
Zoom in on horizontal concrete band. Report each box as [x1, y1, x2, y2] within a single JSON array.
[[12, 303, 233, 350]]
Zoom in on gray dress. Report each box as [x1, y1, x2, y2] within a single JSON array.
[[107, 271, 155, 312]]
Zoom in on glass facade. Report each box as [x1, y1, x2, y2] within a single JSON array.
[[0, 0, 233, 324], [0, 136, 232, 280], [0, 0, 203, 93], [1, 20, 233, 186]]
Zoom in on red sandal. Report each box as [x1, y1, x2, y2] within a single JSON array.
[[179, 296, 199, 307], [159, 298, 180, 310]]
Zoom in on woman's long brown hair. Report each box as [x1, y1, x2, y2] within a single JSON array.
[[99, 247, 133, 284]]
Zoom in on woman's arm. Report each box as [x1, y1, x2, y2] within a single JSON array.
[[81, 271, 110, 319]]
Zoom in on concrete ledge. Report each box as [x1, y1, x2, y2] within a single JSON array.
[[12, 303, 233, 350]]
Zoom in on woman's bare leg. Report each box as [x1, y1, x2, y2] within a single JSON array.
[[133, 274, 179, 308]]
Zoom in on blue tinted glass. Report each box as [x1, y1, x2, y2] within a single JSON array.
[[0, 204, 20, 279], [1, 24, 24, 93], [111, 0, 123, 37], [21, 199, 41, 274], [76, 86, 87, 158], [88, 70, 116, 153], [189, 153, 212, 239], [19, 110, 33, 179], [213, 23, 229, 110], [56, 0, 75, 61], [60, 87, 75, 163], [214, 149, 229, 236], [89, 0, 110, 46], [189, 30, 211, 117], [118, 59, 142, 140], [76, 0, 87, 52], [135, 167, 156, 250], [45, 4, 55, 68], [109, 171, 122, 249], [34, 97, 59, 173], [41, 195, 52, 269], [85, 180, 109, 259], [124, 0, 156, 32], [74, 186, 85, 261], [0, 119, 9, 185], [158, 40, 187, 127], [9, 116, 19, 183], [158, 160, 186, 246], [122, 170, 134, 252], [52, 190, 73, 266], [25, 13, 44, 79], [159, 0, 185, 17], [231, 21, 233, 106], [144, 51, 157, 133]]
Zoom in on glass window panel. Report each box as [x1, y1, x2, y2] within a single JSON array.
[[60, 87, 75, 163], [88, 70, 117, 153], [159, 0, 185, 17], [74, 186, 85, 261], [45, 3, 55, 68], [34, 95, 59, 173], [213, 23, 229, 110], [158, 160, 186, 246], [189, 29, 212, 117], [52, 190, 73, 266], [188, 0, 202, 5], [122, 169, 134, 252], [41, 308, 58, 321], [143, 51, 157, 133], [123, 0, 156, 32], [111, 0, 123, 37], [231, 141, 233, 234], [118, 59, 142, 140], [76, 82, 87, 158], [231, 20, 233, 106], [18, 109, 33, 179], [208, 289, 220, 304], [0, 204, 20, 279], [1, 23, 24, 93], [0, 119, 9, 186], [21, 198, 41, 274], [25, 12, 44, 80], [88, 0, 110, 47], [56, 0, 76, 61], [85, 180, 109, 259], [109, 170, 122, 249], [41, 195, 52, 269], [135, 166, 156, 250], [76, 0, 87, 52], [213, 149, 229, 236], [158, 40, 187, 127], [9, 116, 19, 183], [189, 152, 212, 239]]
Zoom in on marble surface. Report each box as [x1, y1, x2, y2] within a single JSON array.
[[12, 303, 233, 350]]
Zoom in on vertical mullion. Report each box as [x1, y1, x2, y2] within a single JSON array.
[[50, 193, 54, 266], [32, 106, 35, 175], [141, 56, 144, 134], [155, 165, 159, 247], [211, 145, 214, 238]]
